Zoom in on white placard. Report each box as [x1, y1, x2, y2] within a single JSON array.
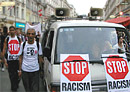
[[102, 54, 130, 92], [25, 23, 41, 35], [60, 54, 92, 92]]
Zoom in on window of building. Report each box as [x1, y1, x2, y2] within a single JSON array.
[[32, 2, 33, 11], [22, 9, 24, 19], [16, 7, 19, 18], [34, 3, 36, 11], [2, 7, 6, 14], [27, 0, 30, 8], [10, 9, 13, 16]]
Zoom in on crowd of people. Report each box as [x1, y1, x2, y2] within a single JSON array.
[[0, 26, 43, 92]]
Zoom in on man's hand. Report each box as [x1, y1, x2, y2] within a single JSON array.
[[39, 55, 44, 63], [0, 52, 4, 59], [4, 61, 8, 68], [18, 70, 22, 77], [0, 52, 2, 58]]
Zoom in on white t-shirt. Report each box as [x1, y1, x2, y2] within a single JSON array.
[[19, 41, 42, 72], [7, 36, 20, 61]]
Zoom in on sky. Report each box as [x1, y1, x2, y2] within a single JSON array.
[[67, 0, 108, 15]]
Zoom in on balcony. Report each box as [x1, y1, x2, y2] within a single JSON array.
[[41, 3, 47, 8], [36, 0, 41, 4], [22, 2, 25, 7]]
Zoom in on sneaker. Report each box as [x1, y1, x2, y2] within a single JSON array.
[[2, 68, 4, 72]]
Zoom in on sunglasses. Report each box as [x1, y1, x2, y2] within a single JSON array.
[[27, 33, 35, 35], [10, 30, 15, 31]]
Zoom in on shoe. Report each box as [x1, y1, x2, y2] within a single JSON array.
[[1, 68, 4, 72], [11, 88, 17, 92], [16, 84, 19, 89], [11, 89, 17, 92]]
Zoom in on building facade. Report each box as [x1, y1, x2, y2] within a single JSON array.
[[104, 0, 130, 20], [0, 0, 26, 29], [44, 0, 77, 19], [69, 4, 77, 17], [26, 0, 46, 24], [0, 0, 76, 30]]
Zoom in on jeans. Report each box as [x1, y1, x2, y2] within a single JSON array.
[[7, 60, 19, 91], [22, 70, 39, 92]]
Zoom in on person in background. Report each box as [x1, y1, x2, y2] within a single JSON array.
[[35, 31, 41, 42], [1, 26, 8, 72], [18, 28, 43, 92], [16, 28, 25, 42], [113, 36, 127, 53]]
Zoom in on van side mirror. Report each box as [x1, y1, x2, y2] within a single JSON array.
[[43, 47, 51, 59]]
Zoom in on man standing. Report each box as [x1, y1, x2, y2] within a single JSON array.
[[19, 28, 43, 92], [16, 28, 25, 42], [2, 26, 21, 92], [1, 27, 8, 71]]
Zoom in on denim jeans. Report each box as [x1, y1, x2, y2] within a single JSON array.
[[22, 70, 39, 92]]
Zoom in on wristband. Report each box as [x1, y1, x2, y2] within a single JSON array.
[[18, 70, 22, 72]]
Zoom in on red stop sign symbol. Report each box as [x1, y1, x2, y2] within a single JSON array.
[[8, 40, 20, 54], [105, 55, 129, 80], [62, 55, 89, 81]]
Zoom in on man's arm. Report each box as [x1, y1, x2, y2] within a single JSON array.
[[2, 38, 7, 60], [39, 55, 43, 64], [18, 55, 23, 77], [19, 55, 23, 71], [19, 38, 22, 44]]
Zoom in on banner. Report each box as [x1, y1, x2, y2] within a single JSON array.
[[25, 23, 41, 35], [102, 54, 130, 92], [60, 54, 92, 92]]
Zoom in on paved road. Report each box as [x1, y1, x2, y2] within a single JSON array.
[[0, 67, 45, 92]]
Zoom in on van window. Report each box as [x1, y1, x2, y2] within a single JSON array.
[[46, 31, 54, 54], [55, 27, 127, 63]]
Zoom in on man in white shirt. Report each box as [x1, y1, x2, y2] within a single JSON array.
[[2, 26, 21, 92], [19, 28, 43, 92]]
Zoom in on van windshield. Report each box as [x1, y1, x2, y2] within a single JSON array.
[[56, 27, 125, 63]]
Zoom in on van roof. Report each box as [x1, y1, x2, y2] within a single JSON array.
[[50, 20, 125, 29]]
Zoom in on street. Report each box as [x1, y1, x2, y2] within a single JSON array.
[[0, 67, 45, 92]]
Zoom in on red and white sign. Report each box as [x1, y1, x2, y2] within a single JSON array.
[[8, 40, 20, 54], [60, 54, 92, 92], [102, 54, 130, 92], [38, 9, 42, 16]]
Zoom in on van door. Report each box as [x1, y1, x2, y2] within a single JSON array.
[[43, 30, 54, 91]]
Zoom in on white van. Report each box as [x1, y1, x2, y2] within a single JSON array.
[[41, 20, 130, 92]]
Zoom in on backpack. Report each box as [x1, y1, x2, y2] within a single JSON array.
[[22, 40, 39, 54]]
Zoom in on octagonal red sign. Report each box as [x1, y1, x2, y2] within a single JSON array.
[[105, 55, 129, 80], [62, 55, 89, 81], [8, 40, 20, 54]]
